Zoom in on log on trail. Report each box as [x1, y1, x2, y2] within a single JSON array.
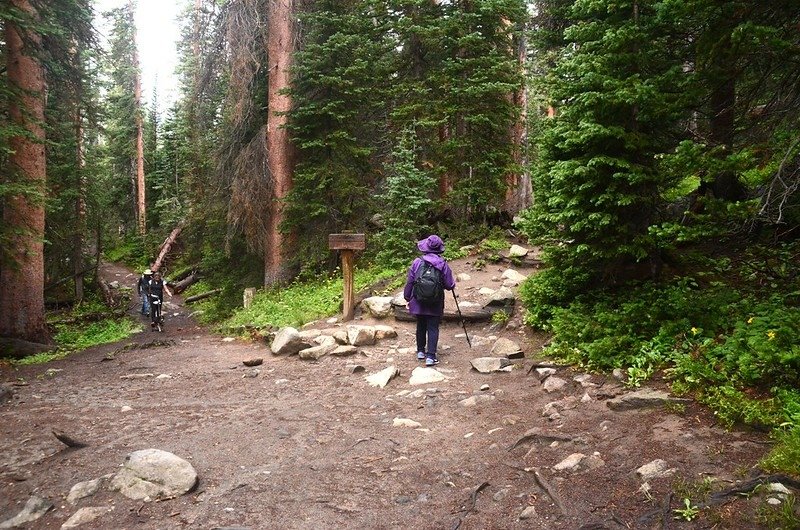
[[393, 304, 511, 323], [0, 338, 55, 360], [152, 224, 184, 272], [169, 265, 200, 283], [184, 289, 221, 304], [170, 272, 200, 295]]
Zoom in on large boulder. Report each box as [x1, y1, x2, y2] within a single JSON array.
[[271, 327, 306, 355], [361, 297, 394, 318], [347, 325, 376, 346], [509, 245, 529, 258], [109, 449, 198, 501]]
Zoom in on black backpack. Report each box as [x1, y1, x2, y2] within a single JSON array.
[[413, 261, 444, 306]]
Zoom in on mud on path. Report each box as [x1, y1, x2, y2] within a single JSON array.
[[0, 259, 778, 529]]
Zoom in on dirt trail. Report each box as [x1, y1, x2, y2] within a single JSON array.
[[0, 257, 777, 529]]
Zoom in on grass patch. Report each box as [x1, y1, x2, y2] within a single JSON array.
[[222, 265, 404, 332], [760, 426, 800, 476]]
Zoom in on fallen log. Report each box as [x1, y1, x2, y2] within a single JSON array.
[[169, 265, 200, 283], [44, 265, 96, 293], [170, 273, 200, 295], [0, 338, 55, 360], [393, 304, 511, 323], [152, 223, 184, 272], [184, 289, 221, 304]]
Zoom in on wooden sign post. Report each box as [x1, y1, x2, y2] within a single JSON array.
[[328, 233, 366, 321]]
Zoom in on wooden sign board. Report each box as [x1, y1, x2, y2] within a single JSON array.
[[328, 233, 366, 251]]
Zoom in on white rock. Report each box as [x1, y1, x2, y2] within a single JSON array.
[[391, 293, 407, 307], [490, 338, 522, 358], [221, 337, 235, 342], [767, 483, 792, 495], [635, 459, 676, 481], [298, 342, 337, 360], [501, 269, 527, 285], [326, 317, 339, 324], [509, 245, 529, 258], [313, 335, 336, 346], [109, 449, 198, 501], [361, 297, 394, 318], [331, 345, 358, 356], [470, 357, 511, 374], [536, 367, 557, 379], [61, 507, 112, 529], [120, 406, 133, 413], [553, 453, 586, 472], [767, 497, 782, 505], [365, 366, 399, 388], [480, 384, 490, 391], [581, 393, 592, 403], [156, 374, 172, 380], [67, 477, 107, 504], [456, 273, 472, 282], [393, 418, 422, 428], [519, 505, 536, 520], [409, 367, 446, 386], [478, 287, 496, 296]]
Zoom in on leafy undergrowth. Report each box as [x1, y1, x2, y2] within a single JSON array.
[[14, 300, 141, 365], [207, 265, 405, 333], [521, 240, 800, 475]]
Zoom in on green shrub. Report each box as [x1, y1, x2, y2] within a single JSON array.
[[760, 425, 800, 476]]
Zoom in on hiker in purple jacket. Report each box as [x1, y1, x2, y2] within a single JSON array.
[[403, 235, 456, 366]]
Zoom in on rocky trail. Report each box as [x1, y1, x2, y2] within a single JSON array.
[[0, 252, 793, 529]]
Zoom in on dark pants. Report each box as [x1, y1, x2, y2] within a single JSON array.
[[416, 315, 441, 356], [150, 296, 163, 325]]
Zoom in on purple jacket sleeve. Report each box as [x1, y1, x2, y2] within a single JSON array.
[[442, 262, 456, 290]]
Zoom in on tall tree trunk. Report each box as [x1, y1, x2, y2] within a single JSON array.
[[75, 105, 87, 302], [264, 0, 295, 286], [134, 42, 146, 235], [505, 23, 531, 214], [0, 0, 49, 343]]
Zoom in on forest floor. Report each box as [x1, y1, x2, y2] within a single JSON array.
[[0, 256, 787, 529]]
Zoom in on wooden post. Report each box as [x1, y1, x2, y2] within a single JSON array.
[[328, 233, 366, 322]]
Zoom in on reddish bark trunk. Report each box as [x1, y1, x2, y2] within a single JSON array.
[[264, 0, 295, 286], [152, 224, 183, 273], [504, 27, 531, 214], [134, 34, 146, 235], [0, 0, 49, 343], [75, 104, 87, 302]]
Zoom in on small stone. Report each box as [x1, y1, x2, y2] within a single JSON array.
[[612, 368, 626, 381], [459, 395, 495, 407], [635, 459, 676, 481], [393, 418, 422, 428], [456, 273, 472, 282], [767, 483, 792, 495], [0, 496, 53, 528], [242, 369, 260, 378], [493, 488, 509, 502], [543, 377, 567, 393], [243, 358, 263, 367], [478, 287, 496, 296], [502, 415, 521, 425], [222, 337, 235, 342], [156, 374, 172, 380], [766, 497, 782, 506], [346, 364, 365, 374], [464, 432, 474, 438], [519, 506, 537, 520], [553, 453, 586, 472], [120, 406, 133, 413], [332, 345, 358, 356], [581, 393, 592, 403], [480, 384, 490, 391], [120, 373, 154, 380], [394, 495, 413, 505], [374, 325, 397, 340], [470, 357, 512, 374], [488, 427, 503, 434], [274, 379, 289, 384]]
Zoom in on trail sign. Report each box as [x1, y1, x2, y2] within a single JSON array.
[[328, 233, 366, 321]]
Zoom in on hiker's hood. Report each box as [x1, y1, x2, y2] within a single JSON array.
[[417, 235, 445, 254], [420, 253, 447, 269]]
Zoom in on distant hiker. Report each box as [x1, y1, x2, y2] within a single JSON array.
[[148, 270, 172, 329], [403, 235, 456, 366], [137, 268, 153, 316]]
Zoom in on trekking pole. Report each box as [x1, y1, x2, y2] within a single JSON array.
[[451, 290, 472, 348]]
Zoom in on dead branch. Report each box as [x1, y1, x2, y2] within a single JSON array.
[[152, 224, 185, 272], [185, 289, 222, 304], [52, 429, 88, 448]]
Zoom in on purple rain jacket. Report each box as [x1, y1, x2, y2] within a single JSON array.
[[403, 253, 456, 317]]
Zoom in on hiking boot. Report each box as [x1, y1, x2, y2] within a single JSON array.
[[425, 355, 439, 366], [417, 351, 426, 361]]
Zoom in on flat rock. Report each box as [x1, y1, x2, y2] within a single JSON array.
[[332, 345, 358, 356], [635, 459, 676, 481], [485, 287, 515, 306], [61, 507, 112, 529], [271, 327, 305, 355], [409, 367, 446, 386], [361, 297, 394, 318], [391, 293, 407, 307], [365, 366, 399, 388], [553, 453, 586, 472], [347, 325, 376, 346], [470, 357, 513, 374], [490, 338, 522, 358], [519, 505, 537, 520], [543, 376, 567, 393], [500, 269, 527, 286], [332, 330, 348, 344], [109, 449, 198, 501], [535, 367, 557, 379], [607, 389, 691, 411], [392, 417, 422, 428], [459, 395, 495, 407], [67, 476, 108, 504], [298, 342, 337, 360], [374, 325, 397, 340], [478, 287, 496, 296], [0, 496, 53, 529], [456, 273, 472, 282]]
